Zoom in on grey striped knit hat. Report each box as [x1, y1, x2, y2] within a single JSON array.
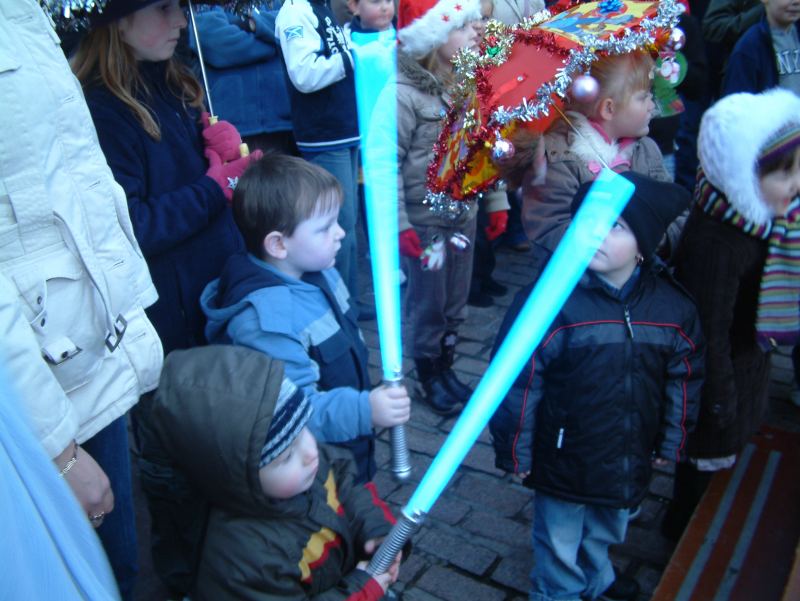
[[259, 379, 313, 468]]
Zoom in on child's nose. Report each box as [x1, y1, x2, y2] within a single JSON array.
[[174, 7, 188, 29], [303, 442, 319, 465], [334, 223, 345, 240]]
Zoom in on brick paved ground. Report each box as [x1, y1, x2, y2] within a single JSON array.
[[134, 244, 800, 601]]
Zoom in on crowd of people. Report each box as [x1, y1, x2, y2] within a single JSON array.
[[2, 0, 799, 599]]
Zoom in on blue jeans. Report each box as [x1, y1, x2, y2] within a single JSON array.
[[82, 415, 138, 601], [530, 492, 628, 601], [302, 146, 360, 300]]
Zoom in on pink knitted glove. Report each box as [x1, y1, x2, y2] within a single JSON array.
[[399, 228, 423, 258], [205, 148, 263, 202], [201, 112, 243, 163]]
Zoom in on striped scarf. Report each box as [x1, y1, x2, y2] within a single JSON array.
[[696, 172, 800, 347]]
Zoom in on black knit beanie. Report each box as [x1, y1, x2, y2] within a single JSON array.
[[570, 171, 690, 260]]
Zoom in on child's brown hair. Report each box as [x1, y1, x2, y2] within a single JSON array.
[[232, 154, 343, 258], [567, 51, 654, 118], [71, 24, 204, 141]]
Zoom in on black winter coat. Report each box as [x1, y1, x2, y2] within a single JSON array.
[[490, 262, 705, 509], [673, 204, 771, 458]]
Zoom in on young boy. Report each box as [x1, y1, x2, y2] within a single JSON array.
[[490, 172, 705, 601], [201, 155, 410, 483], [723, 0, 800, 96], [144, 345, 401, 600], [345, 0, 395, 38]]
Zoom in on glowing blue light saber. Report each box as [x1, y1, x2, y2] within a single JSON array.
[[351, 30, 411, 481], [367, 169, 635, 574]]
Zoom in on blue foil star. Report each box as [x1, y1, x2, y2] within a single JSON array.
[[598, 0, 623, 13]]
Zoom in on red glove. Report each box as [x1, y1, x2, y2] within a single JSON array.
[[485, 210, 508, 241], [399, 228, 423, 258], [201, 112, 243, 163], [205, 148, 263, 202]]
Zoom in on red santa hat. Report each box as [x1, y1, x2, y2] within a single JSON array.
[[397, 0, 483, 58]]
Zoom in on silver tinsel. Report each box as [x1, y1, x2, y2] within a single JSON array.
[[424, 191, 479, 222], [41, 0, 263, 30], [489, 0, 683, 128]]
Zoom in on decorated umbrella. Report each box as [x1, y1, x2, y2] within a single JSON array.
[[424, 0, 684, 220]]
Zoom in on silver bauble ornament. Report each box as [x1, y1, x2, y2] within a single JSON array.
[[491, 138, 516, 163], [668, 27, 686, 51], [570, 74, 600, 103]]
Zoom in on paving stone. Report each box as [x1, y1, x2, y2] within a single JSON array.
[[617, 525, 677, 565], [461, 442, 506, 476], [452, 356, 489, 377], [453, 472, 532, 517], [634, 564, 665, 598], [491, 555, 532, 594], [630, 496, 667, 528], [462, 511, 530, 551], [649, 474, 674, 499], [456, 340, 488, 356], [397, 553, 428, 584], [416, 528, 497, 575], [415, 565, 506, 601], [428, 495, 471, 526], [405, 424, 449, 456], [401, 586, 447, 601]]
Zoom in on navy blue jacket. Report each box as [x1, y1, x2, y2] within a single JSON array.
[[276, 0, 359, 151], [490, 259, 704, 509], [190, 7, 292, 137], [723, 15, 800, 95], [85, 61, 244, 354]]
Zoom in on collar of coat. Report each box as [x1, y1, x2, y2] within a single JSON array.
[[560, 111, 637, 169], [398, 52, 445, 97]]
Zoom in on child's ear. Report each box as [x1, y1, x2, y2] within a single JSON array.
[[263, 231, 288, 260], [597, 97, 615, 122]]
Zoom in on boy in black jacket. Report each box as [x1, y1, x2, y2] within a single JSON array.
[[490, 172, 705, 601]]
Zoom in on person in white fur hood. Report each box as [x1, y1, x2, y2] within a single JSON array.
[[664, 88, 800, 540], [521, 51, 673, 254]]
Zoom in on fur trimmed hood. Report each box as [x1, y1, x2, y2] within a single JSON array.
[[699, 89, 800, 225], [559, 111, 636, 167]]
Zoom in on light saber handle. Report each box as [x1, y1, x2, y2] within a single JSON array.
[[385, 378, 412, 482], [207, 115, 250, 158], [366, 511, 424, 576]]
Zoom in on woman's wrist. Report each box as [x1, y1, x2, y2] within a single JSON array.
[[57, 440, 79, 477]]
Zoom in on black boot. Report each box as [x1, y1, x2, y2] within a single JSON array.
[[439, 332, 473, 403], [415, 357, 461, 415]]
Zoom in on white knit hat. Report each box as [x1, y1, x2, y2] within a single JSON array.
[[698, 88, 800, 225], [397, 0, 482, 58]]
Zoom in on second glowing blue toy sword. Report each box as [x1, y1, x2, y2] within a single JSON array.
[[366, 168, 636, 574]]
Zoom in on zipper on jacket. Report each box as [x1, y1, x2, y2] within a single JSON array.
[[624, 305, 634, 339]]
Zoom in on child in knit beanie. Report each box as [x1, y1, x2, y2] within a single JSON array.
[[140, 345, 402, 600], [664, 88, 800, 541], [491, 172, 704, 601]]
